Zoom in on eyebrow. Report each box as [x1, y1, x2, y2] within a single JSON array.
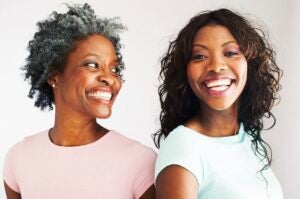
[[192, 44, 208, 49], [84, 53, 102, 59], [192, 41, 238, 49], [221, 41, 237, 47], [84, 53, 118, 61]]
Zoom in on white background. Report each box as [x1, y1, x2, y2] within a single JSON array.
[[0, 0, 299, 198]]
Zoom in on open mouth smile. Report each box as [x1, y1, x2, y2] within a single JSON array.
[[87, 91, 113, 101], [202, 77, 236, 96]]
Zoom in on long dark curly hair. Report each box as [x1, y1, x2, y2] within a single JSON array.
[[23, 3, 126, 110], [153, 8, 282, 170]]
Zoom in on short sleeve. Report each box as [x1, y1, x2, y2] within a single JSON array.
[[132, 146, 157, 199], [155, 127, 204, 186], [3, 143, 21, 193]]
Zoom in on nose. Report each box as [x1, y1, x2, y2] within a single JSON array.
[[207, 54, 227, 72], [98, 70, 116, 86]]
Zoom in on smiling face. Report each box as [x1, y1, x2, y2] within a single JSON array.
[[51, 34, 122, 119], [187, 25, 247, 112]]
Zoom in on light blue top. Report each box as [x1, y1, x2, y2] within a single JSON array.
[[155, 124, 283, 199]]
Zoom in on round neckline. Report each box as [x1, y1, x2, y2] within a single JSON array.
[[180, 123, 246, 144], [46, 129, 115, 151]]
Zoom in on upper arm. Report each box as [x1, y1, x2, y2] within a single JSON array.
[[4, 181, 21, 199], [156, 165, 199, 199]]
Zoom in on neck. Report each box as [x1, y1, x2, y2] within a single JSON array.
[[49, 107, 107, 147], [185, 104, 239, 137]]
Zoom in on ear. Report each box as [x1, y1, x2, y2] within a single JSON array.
[[47, 71, 60, 88]]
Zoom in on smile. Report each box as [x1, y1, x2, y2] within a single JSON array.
[[204, 78, 233, 91], [202, 77, 236, 96], [87, 91, 112, 101]]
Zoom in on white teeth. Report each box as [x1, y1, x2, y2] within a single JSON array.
[[209, 85, 229, 91], [88, 91, 112, 100], [205, 79, 232, 88]]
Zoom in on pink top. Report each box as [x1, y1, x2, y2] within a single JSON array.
[[3, 130, 157, 199]]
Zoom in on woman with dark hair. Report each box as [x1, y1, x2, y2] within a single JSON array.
[[3, 3, 156, 199], [154, 9, 283, 199]]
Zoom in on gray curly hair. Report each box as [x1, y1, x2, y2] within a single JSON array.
[[23, 3, 126, 110]]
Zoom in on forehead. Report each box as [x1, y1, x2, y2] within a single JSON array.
[[71, 34, 117, 58], [193, 25, 237, 45]]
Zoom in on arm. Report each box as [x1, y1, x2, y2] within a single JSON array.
[[139, 185, 156, 199], [4, 181, 21, 199], [156, 165, 198, 199]]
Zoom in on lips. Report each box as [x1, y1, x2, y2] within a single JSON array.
[[204, 78, 232, 89], [202, 76, 235, 95], [87, 90, 113, 102]]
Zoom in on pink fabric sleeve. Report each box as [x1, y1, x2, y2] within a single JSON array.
[[3, 143, 21, 193], [133, 147, 157, 199]]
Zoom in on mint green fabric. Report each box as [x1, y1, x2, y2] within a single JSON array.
[[155, 124, 283, 199]]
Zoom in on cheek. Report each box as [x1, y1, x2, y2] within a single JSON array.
[[62, 70, 87, 87], [115, 78, 122, 93], [75, 72, 98, 87], [186, 64, 199, 83], [235, 60, 248, 88], [111, 78, 122, 103], [240, 62, 248, 81]]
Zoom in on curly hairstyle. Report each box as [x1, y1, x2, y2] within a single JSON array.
[[153, 9, 282, 171], [23, 3, 126, 110]]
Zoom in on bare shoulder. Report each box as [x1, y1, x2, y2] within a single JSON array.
[[156, 165, 198, 199]]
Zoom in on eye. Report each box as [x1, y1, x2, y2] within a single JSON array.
[[83, 61, 100, 69], [191, 54, 206, 61], [111, 66, 122, 76], [224, 51, 239, 57]]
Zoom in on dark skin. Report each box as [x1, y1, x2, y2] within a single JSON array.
[[4, 183, 21, 199], [4, 35, 155, 199], [156, 165, 198, 199], [156, 26, 246, 198], [156, 107, 239, 199], [140, 185, 156, 199]]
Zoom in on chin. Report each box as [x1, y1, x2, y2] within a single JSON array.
[[89, 106, 112, 119], [207, 101, 236, 111], [95, 111, 112, 119], [96, 115, 111, 119]]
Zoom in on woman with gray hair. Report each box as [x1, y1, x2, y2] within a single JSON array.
[[3, 3, 156, 199]]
